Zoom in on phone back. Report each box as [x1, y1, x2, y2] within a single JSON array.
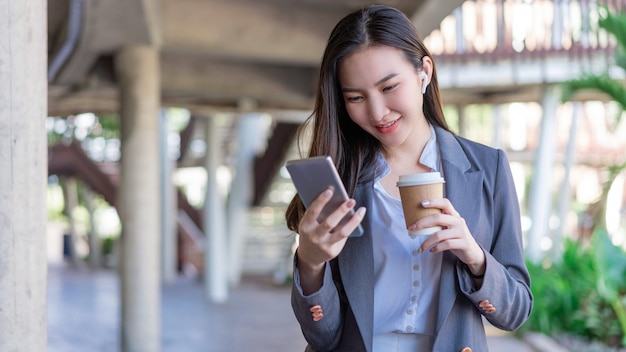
[[285, 156, 363, 237]]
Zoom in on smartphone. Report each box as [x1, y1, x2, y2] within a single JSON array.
[[285, 156, 364, 238]]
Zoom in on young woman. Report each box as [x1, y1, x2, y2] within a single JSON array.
[[285, 5, 533, 352]]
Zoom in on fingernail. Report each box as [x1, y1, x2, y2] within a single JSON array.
[[408, 225, 416, 231], [356, 207, 366, 217], [323, 189, 332, 197], [417, 247, 423, 254], [421, 200, 430, 206]]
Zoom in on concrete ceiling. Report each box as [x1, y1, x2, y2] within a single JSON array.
[[47, 0, 466, 116]]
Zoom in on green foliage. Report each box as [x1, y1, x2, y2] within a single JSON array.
[[47, 183, 67, 221], [561, 6, 626, 128], [47, 113, 120, 145], [522, 231, 626, 347], [593, 228, 626, 346], [97, 113, 121, 139], [598, 6, 626, 66], [561, 74, 626, 116], [101, 236, 116, 256], [523, 239, 595, 334], [552, 8, 626, 345]]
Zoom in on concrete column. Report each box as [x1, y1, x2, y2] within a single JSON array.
[[84, 185, 102, 268], [204, 117, 229, 303], [0, 0, 47, 350], [160, 109, 178, 284], [552, 102, 581, 260], [115, 46, 161, 352], [492, 104, 502, 149], [527, 86, 560, 263], [228, 114, 264, 285]]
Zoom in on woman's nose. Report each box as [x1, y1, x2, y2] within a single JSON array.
[[368, 96, 390, 122]]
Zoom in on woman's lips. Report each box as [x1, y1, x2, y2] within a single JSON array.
[[375, 117, 400, 134]]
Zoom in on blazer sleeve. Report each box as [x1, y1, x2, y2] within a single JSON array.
[[457, 149, 533, 330], [291, 256, 344, 351]]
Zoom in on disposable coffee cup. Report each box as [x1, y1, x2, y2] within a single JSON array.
[[397, 172, 445, 237]]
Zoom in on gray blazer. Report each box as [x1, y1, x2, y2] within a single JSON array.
[[291, 127, 533, 352]]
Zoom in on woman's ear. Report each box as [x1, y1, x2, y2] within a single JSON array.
[[419, 56, 433, 94]]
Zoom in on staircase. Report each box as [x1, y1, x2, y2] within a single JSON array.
[[48, 142, 204, 272]]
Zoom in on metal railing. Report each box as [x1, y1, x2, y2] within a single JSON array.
[[425, 0, 625, 63]]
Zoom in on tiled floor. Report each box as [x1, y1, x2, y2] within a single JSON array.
[[48, 264, 306, 352], [48, 263, 534, 352]]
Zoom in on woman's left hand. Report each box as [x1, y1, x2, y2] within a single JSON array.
[[410, 198, 486, 276]]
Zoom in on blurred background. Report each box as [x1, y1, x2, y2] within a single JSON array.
[[3, 0, 626, 351]]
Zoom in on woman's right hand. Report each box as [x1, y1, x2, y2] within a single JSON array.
[[296, 187, 366, 294]]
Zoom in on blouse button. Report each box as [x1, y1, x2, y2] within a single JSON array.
[[407, 308, 414, 315], [412, 249, 420, 255], [413, 264, 420, 271], [405, 325, 414, 332], [412, 280, 420, 287]]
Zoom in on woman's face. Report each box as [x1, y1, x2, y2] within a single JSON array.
[[338, 46, 430, 152]]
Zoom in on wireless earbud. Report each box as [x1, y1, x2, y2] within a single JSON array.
[[420, 71, 429, 94]]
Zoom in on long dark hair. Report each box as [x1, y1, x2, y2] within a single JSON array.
[[285, 5, 449, 231]]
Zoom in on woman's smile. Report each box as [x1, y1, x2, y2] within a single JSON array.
[[375, 117, 401, 134]]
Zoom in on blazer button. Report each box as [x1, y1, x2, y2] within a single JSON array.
[[309, 305, 324, 322], [461, 348, 472, 352]]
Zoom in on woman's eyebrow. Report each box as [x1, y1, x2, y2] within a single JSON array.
[[341, 73, 399, 93], [374, 73, 398, 86]]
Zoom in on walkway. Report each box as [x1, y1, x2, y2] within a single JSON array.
[[48, 263, 535, 352]]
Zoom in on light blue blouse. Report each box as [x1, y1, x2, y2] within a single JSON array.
[[370, 124, 443, 337]]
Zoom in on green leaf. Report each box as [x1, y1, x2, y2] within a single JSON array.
[[592, 228, 626, 300], [561, 75, 626, 126]]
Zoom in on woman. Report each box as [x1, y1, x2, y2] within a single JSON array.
[[285, 5, 532, 352]]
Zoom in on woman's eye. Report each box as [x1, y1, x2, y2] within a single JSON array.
[[383, 84, 398, 92], [346, 96, 363, 103]]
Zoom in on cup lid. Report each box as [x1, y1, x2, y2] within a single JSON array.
[[396, 172, 445, 186]]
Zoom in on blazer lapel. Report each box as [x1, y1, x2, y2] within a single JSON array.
[[339, 186, 375, 350], [434, 128, 484, 335], [442, 158, 484, 246]]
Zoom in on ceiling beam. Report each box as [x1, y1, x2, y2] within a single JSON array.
[[161, 54, 316, 110], [53, 0, 160, 84], [162, 0, 343, 65], [410, 0, 465, 37]]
